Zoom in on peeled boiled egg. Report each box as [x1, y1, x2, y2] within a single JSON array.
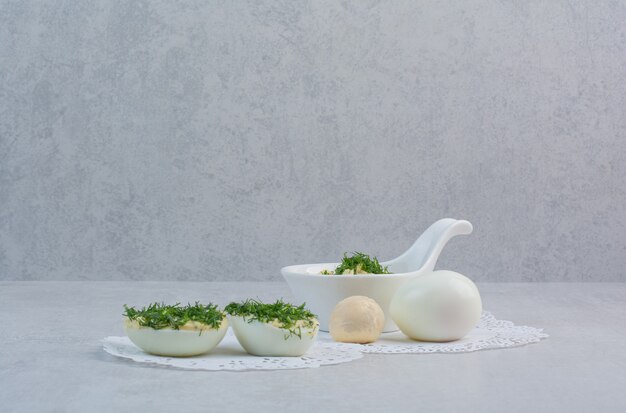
[[329, 296, 385, 344], [229, 316, 319, 357], [390, 270, 482, 342], [125, 318, 229, 357]]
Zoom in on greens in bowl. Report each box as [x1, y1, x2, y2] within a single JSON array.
[[320, 252, 391, 275]]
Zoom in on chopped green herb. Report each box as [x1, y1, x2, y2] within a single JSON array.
[[225, 299, 317, 339], [123, 302, 225, 330], [333, 251, 391, 274]]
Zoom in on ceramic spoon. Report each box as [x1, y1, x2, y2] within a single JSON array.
[[382, 218, 473, 273]]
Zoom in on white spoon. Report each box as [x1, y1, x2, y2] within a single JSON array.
[[383, 218, 473, 273]]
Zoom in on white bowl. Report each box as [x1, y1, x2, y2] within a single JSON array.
[[125, 319, 229, 357], [229, 316, 318, 356], [281, 264, 419, 332], [281, 219, 474, 333]]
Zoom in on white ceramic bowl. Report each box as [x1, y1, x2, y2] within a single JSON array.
[[281, 219, 474, 333], [281, 264, 419, 332], [125, 319, 229, 357], [229, 316, 318, 356]]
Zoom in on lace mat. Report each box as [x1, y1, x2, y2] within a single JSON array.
[[334, 311, 549, 354], [102, 329, 363, 371], [103, 311, 547, 371]]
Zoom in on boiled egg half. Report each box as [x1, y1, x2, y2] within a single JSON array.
[[125, 317, 229, 357]]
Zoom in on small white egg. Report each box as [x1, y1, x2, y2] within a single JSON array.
[[390, 270, 482, 342], [125, 318, 229, 357], [229, 316, 319, 357], [329, 296, 385, 344]]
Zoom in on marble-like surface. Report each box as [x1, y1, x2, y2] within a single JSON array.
[[1, 1, 626, 282], [1, 281, 625, 412]]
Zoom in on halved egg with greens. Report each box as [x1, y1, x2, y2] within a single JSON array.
[[225, 299, 319, 357], [123, 302, 228, 357]]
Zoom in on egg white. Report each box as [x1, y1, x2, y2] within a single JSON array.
[[390, 270, 482, 342], [229, 316, 318, 356], [125, 317, 229, 357]]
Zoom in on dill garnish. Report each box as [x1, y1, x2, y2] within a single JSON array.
[[333, 251, 391, 274], [225, 299, 317, 339], [123, 302, 225, 330]]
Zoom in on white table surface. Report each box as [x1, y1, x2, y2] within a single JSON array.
[[1, 281, 625, 413]]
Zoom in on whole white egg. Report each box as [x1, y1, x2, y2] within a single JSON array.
[[390, 270, 482, 342]]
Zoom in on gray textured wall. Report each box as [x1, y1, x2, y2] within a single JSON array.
[[1, 1, 625, 282]]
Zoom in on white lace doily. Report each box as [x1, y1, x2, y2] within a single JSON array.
[[318, 311, 547, 354], [103, 312, 546, 370], [102, 329, 363, 371]]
